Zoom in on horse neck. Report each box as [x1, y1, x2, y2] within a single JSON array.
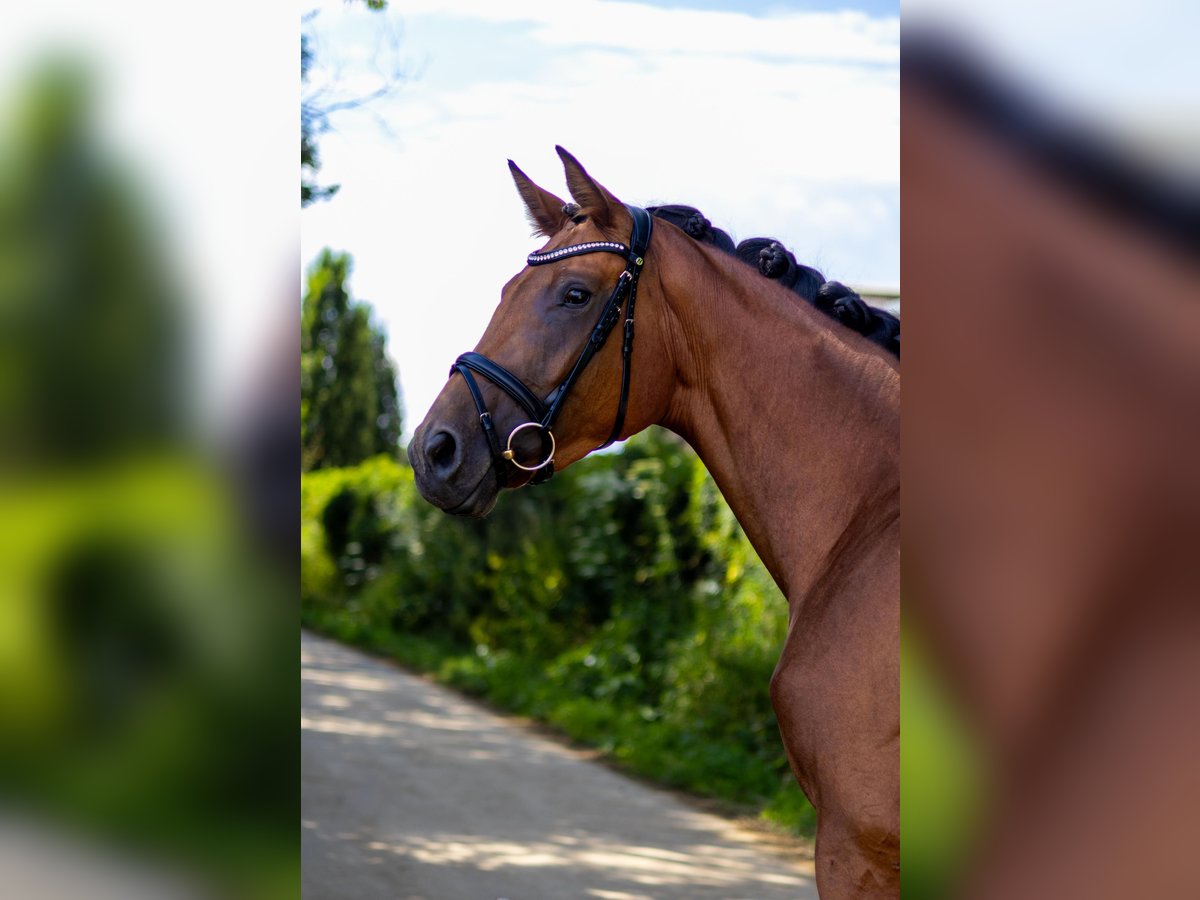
[[655, 238, 900, 605]]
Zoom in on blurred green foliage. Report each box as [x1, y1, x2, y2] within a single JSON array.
[[301, 249, 402, 471], [301, 429, 816, 834], [0, 60, 185, 469], [0, 462, 296, 896], [901, 617, 987, 899], [0, 58, 294, 897]]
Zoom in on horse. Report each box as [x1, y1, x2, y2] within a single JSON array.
[[408, 147, 900, 898], [901, 34, 1200, 899]]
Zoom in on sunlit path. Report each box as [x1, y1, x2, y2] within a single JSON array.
[[301, 630, 817, 899]]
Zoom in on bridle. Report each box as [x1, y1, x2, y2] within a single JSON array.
[[450, 204, 653, 485]]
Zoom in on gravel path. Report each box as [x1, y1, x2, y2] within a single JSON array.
[[301, 629, 818, 900]]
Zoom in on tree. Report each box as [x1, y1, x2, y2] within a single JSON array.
[[301, 249, 402, 471], [0, 58, 186, 468], [300, 32, 338, 207], [302, 0, 396, 207]]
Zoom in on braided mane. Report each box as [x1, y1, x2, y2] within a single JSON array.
[[647, 205, 900, 358]]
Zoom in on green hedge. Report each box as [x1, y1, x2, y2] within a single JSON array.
[[301, 428, 814, 834]]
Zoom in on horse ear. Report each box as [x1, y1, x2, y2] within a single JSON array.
[[556, 146, 623, 228], [508, 160, 568, 237]]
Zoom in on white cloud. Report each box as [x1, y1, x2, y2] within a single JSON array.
[[395, 0, 897, 63]]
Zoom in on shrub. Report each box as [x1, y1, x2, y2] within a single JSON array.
[[299, 428, 813, 834]]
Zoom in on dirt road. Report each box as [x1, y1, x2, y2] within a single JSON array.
[[301, 630, 817, 899]]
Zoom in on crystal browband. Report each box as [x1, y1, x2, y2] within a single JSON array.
[[527, 240, 630, 266]]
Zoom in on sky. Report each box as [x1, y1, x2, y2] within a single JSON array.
[[300, 0, 900, 440]]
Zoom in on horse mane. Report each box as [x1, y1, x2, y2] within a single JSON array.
[[904, 31, 1200, 258], [646, 205, 900, 358]]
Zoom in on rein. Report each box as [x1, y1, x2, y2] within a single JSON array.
[[451, 204, 652, 485]]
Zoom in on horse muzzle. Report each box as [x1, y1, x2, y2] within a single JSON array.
[[408, 421, 500, 517]]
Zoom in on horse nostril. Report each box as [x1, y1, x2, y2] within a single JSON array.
[[426, 430, 458, 474]]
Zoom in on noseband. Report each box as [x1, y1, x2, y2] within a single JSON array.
[[451, 204, 653, 485]]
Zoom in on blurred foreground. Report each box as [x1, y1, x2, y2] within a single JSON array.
[[902, 18, 1199, 900], [0, 32, 295, 900]]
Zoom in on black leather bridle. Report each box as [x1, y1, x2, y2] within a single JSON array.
[[451, 204, 653, 485]]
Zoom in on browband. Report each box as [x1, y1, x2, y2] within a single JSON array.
[[527, 240, 629, 265]]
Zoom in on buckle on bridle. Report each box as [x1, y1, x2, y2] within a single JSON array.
[[501, 421, 556, 472]]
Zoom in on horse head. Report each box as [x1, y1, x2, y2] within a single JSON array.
[[409, 147, 674, 517]]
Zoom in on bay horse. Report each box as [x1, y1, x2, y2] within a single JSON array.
[[408, 147, 900, 898]]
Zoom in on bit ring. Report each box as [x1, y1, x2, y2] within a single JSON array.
[[502, 422, 556, 471]]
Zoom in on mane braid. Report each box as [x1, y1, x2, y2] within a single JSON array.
[[648, 204, 900, 359]]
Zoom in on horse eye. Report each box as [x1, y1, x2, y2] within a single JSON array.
[[563, 287, 591, 307]]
